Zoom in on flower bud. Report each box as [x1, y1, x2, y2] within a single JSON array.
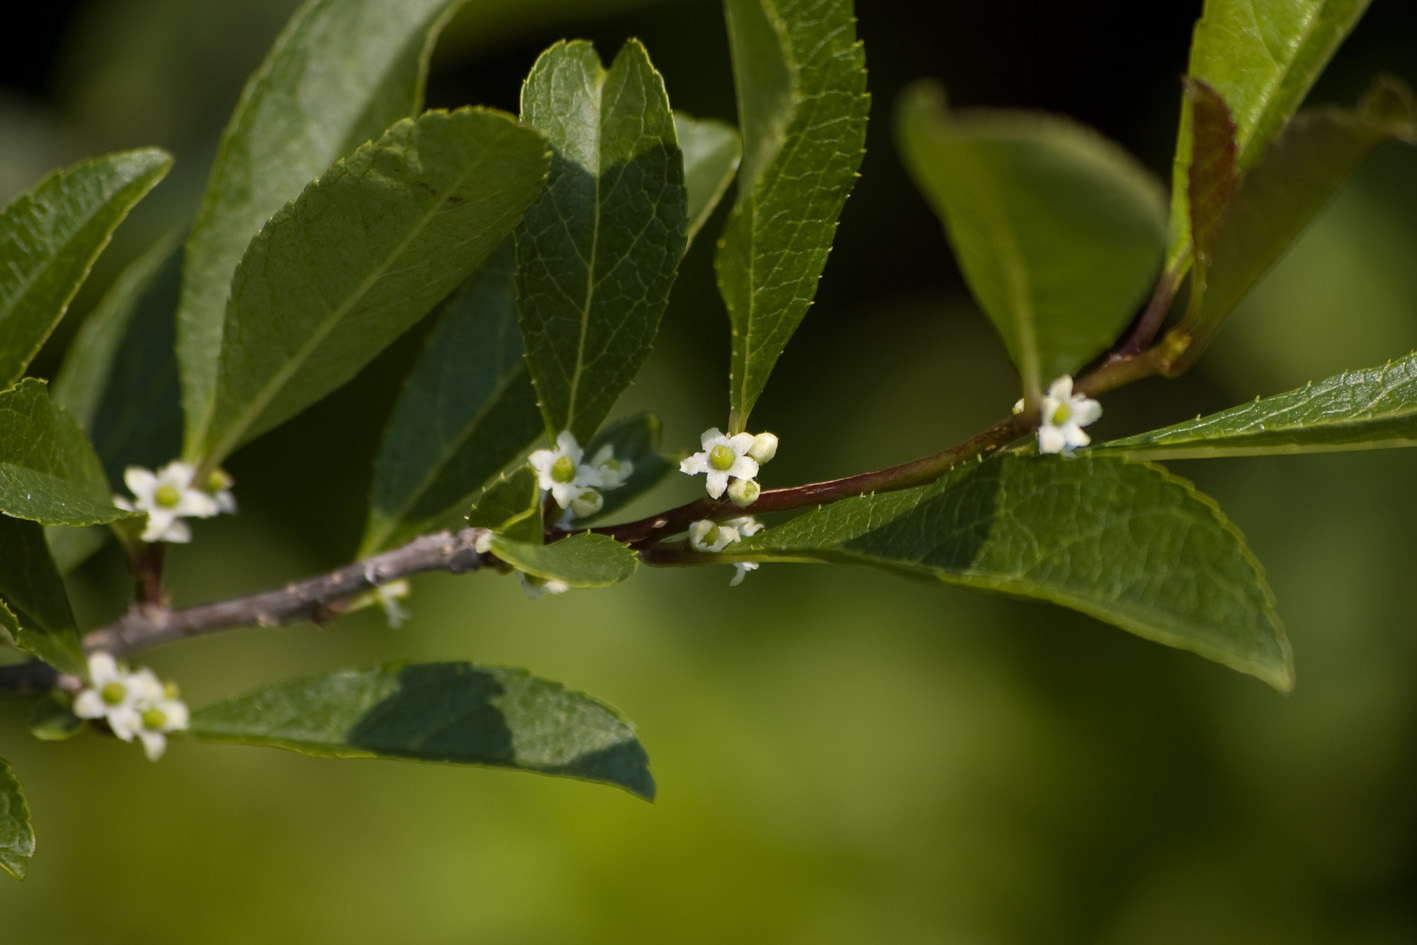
[[569, 486, 604, 519], [748, 432, 778, 464], [727, 477, 760, 508]]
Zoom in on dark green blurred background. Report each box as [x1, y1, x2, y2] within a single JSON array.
[[5, 1, 1417, 941]]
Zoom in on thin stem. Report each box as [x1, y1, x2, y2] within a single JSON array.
[[1111, 261, 1185, 361], [599, 414, 1030, 546], [82, 527, 491, 658]]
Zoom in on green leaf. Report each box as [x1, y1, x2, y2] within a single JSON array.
[[1099, 352, 1417, 458], [1173, 78, 1417, 368], [1, 757, 36, 881], [674, 112, 741, 247], [718, 0, 869, 430], [28, 693, 84, 742], [1185, 79, 1239, 278], [178, 0, 468, 449], [188, 663, 654, 799], [361, 241, 542, 555], [736, 454, 1291, 690], [1166, 0, 1373, 270], [0, 149, 171, 388], [0, 379, 128, 526], [489, 532, 638, 587], [514, 39, 687, 444], [895, 83, 1167, 401], [0, 514, 85, 676], [578, 413, 675, 523], [52, 233, 184, 489], [192, 108, 550, 467], [468, 466, 543, 544]]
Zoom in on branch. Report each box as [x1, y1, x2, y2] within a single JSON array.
[[84, 527, 492, 657]]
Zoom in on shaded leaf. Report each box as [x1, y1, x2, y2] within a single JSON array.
[[718, 0, 869, 430], [28, 692, 84, 742], [1167, 0, 1373, 269], [1173, 77, 1417, 369], [1185, 78, 1238, 274], [515, 40, 687, 444], [188, 662, 654, 799], [467, 466, 543, 545], [0, 379, 128, 526], [579, 413, 675, 523], [0, 149, 171, 387], [0, 514, 85, 676], [736, 454, 1291, 690], [361, 241, 542, 555], [178, 0, 468, 447], [193, 108, 550, 467], [490, 532, 637, 587], [52, 233, 184, 489], [674, 112, 741, 246], [0, 757, 35, 881], [895, 83, 1167, 401], [1099, 352, 1417, 458]]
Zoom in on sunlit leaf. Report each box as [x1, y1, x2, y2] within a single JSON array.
[[895, 82, 1167, 401], [718, 0, 869, 430], [0, 149, 170, 387], [514, 39, 687, 444], [188, 663, 654, 799], [1099, 352, 1417, 458], [489, 532, 637, 587], [736, 454, 1291, 690], [0, 514, 85, 676], [178, 0, 468, 447], [0, 757, 36, 881], [193, 108, 549, 467], [0, 379, 128, 526], [361, 241, 542, 555], [674, 112, 741, 246], [1166, 0, 1373, 269], [467, 466, 543, 545]]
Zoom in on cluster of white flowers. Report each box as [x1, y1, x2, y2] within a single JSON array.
[[114, 460, 236, 543], [688, 515, 763, 586], [529, 431, 633, 525], [72, 653, 189, 761], [1016, 376, 1102, 456], [679, 428, 777, 506]]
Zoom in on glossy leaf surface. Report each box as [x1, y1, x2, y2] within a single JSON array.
[[0, 758, 35, 881], [0, 379, 127, 526], [736, 454, 1291, 690], [467, 466, 542, 544], [1167, 0, 1373, 268], [362, 242, 541, 555], [178, 0, 466, 446], [718, 0, 869, 429], [188, 662, 654, 798], [490, 532, 637, 587], [515, 40, 687, 444], [1100, 353, 1417, 458], [896, 83, 1167, 401], [193, 108, 549, 466], [0, 149, 170, 387], [674, 112, 741, 246], [0, 515, 85, 676]]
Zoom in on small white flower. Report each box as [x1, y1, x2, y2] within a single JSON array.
[[72, 653, 189, 759], [529, 431, 602, 510], [118, 461, 221, 543], [726, 477, 761, 508], [688, 515, 764, 552], [203, 468, 238, 515], [730, 562, 759, 586], [680, 428, 759, 499], [568, 486, 605, 520], [747, 433, 778, 464], [589, 444, 634, 490], [1036, 375, 1101, 456], [374, 579, 412, 628], [520, 573, 570, 600], [132, 682, 190, 762]]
